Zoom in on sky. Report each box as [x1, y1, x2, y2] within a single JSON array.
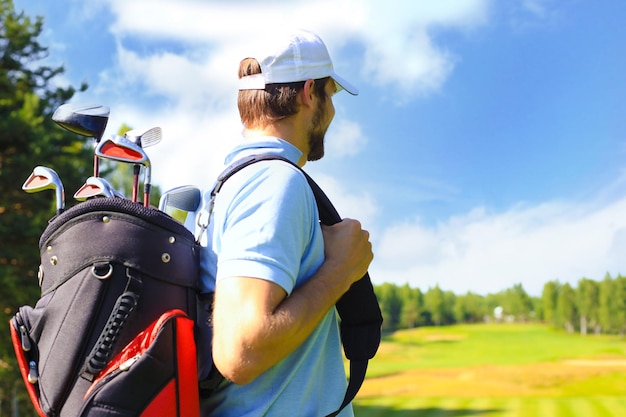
[[13, 0, 626, 296]]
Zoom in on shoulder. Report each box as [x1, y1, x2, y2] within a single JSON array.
[[224, 159, 311, 203], [212, 159, 318, 229]]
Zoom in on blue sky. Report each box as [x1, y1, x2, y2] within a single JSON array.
[[15, 0, 626, 295]]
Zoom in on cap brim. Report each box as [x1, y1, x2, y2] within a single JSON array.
[[331, 72, 358, 96]]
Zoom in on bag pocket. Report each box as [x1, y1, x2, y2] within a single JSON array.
[[10, 265, 118, 416], [10, 309, 46, 417], [80, 310, 200, 417]]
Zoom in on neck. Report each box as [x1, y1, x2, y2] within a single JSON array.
[[243, 118, 309, 167]]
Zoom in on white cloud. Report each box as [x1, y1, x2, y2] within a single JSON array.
[[314, 174, 379, 231], [79, 0, 494, 191], [95, 97, 241, 193], [104, 44, 227, 110], [355, 0, 491, 101], [506, 0, 562, 32], [326, 120, 367, 158], [94, 0, 491, 105], [370, 196, 626, 296]]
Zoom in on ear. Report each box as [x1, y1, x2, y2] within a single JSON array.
[[300, 79, 316, 109]]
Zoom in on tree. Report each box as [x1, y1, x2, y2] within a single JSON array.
[[612, 275, 626, 336], [454, 291, 486, 323], [424, 285, 445, 326], [576, 278, 600, 335], [503, 283, 534, 322], [541, 280, 560, 327], [598, 273, 619, 334], [375, 283, 402, 331], [399, 284, 423, 328], [556, 283, 577, 333], [0, 0, 90, 411]]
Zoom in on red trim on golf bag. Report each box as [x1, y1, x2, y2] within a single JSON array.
[[10, 322, 46, 417], [82, 309, 199, 417]]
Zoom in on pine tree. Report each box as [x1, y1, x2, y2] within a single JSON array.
[[0, 0, 90, 409]]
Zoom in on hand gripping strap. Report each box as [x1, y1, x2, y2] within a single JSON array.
[[212, 154, 383, 416]]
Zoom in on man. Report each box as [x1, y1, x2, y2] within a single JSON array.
[[199, 29, 373, 416]]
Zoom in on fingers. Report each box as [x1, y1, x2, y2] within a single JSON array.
[[321, 218, 373, 284]]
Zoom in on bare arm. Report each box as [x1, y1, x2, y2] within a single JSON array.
[[212, 218, 373, 385]]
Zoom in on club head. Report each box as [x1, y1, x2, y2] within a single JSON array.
[[125, 127, 162, 148], [95, 135, 150, 165], [52, 103, 110, 140], [96, 135, 152, 206], [159, 185, 202, 211], [159, 185, 202, 224], [74, 176, 124, 201], [22, 166, 65, 214]]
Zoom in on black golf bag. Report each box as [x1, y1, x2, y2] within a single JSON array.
[[9, 198, 201, 417]]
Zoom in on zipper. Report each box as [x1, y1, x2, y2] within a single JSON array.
[[15, 312, 33, 352], [118, 354, 141, 371], [78, 353, 141, 416], [28, 361, 39, 384], [13, 311, 38, 384]]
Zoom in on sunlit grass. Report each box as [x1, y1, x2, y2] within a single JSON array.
[[354, 323, 626, 416]]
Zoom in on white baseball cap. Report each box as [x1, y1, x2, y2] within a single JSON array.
[[238, 29, 358, 96]]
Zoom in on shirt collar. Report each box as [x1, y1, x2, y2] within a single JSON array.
[[224, 137, 303, 166]]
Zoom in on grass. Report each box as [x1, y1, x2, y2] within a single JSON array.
[[353, 323, 626, 416]]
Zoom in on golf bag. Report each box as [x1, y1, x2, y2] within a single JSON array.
[[9, 198, 201, 417], [10, 154, 382, 417]]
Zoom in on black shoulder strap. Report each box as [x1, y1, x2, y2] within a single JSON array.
[[212, 154, 383, 416]]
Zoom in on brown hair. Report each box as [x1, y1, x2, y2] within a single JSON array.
[[238, 58, 330, 129]]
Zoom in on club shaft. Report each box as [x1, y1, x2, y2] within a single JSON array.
[[55, 181, 65, 215], [143, 184, 151, 207], [94, 155, 99, 177], [132, 165, 140, 203]]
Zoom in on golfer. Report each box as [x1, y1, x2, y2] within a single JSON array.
[[199, 28, 373, 416]]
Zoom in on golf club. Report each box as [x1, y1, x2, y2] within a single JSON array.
[[158, 185, 202, 224], [22, 166, 65, 215], [74, 176, 124, 201], [125, 127, 162, 148], [52, 104, 110, 176], [95, 135, 152, 207], [125, 127, 162, 203]]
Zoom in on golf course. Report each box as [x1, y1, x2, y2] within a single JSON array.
[[352, 323, 626, 416]]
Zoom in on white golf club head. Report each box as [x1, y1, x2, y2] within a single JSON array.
[[125, 127, 162, 148], [74, 176, 123, 201], [22, 166, 65, 214]]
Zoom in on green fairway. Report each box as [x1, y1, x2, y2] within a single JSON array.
[[353, 323, 626, 416]]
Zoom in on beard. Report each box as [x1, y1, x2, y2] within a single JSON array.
[[307, 99, 330, 161]]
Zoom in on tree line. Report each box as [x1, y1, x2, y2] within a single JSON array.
[[374, 273, 626, 336], [1, 1, 93, 413]]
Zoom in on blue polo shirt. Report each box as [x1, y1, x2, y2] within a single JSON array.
[[198, 137, 353, 417]]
